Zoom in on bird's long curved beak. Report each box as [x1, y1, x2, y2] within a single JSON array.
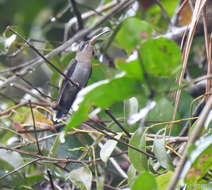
[[89, 30, 110, 45]]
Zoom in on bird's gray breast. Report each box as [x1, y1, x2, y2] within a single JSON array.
[[71, 63, 91, 87]]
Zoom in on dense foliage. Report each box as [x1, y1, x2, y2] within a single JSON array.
[[0, 0, 211, 189]]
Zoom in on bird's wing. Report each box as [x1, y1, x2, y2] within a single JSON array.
[[56, 58, 77, 104], [61, 58, 77, 88], [84, 67, 92, 86], [65, 58, 78, 77]]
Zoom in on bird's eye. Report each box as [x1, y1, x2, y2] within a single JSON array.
[[79, 41, 88, 51]]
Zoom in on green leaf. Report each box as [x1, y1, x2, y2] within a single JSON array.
[[116, 17, 152, 53], [145, 0, 178, 31], [147, 97, 180, 134], [183, 134, 212, 184], [115, 58, 144, 80], [89, 60, 118, 84], [128, 127, 148, 172], [25, 173, 44, 185], [153, 134, 174, 170], [131, 171, 157, 190], [96, 177, 104, 190], [0, 149, 23, 169], [69, 166, 92, 190], [140, 38, 181, 77], [100, 133, 122, 163], [128, 164, 137, 186], [48, 134, 60, 157], [156, 171, 173, 190], [0, 149, 25, 188], [66, 75, 143, 131], [124, 97, 139, 126]]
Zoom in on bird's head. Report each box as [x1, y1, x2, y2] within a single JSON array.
[[76, 30, 110, 62]]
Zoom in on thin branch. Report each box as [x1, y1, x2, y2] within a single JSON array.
[[84, 122, 155, 159], [176, 0, 189, 15], [0, 0, 135, 92], [0, 145, 88, 164], [8, 27, 80, 90], [29, 100, 42, 155], [155, 0, 171, 24], [0, 92, 18, 104], [171, 0, 207, 134], [17, 123, 63, 134], [167, 94, 212, 190], [69, 0, 84, 30], [16, 74, 54, 100], [0, 101, 51, 117], [0, 158, 40, 180], [64, 0, 121, 41], [14, 133, 59, 149], [10, 82, 49, 103], [104, 109, 131, 137], [146, 134, 188, 143], [47, 170, 55, 190], [203, 5, 212, 101]]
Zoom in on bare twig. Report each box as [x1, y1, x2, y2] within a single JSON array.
[[171, 0, 207, 134], [84, 122, 155, 159], [146, 134, 188, 143], [16, 74, 54, 100], [176, 0, 189, 15], [10, 82, 49, 103], [14, 133, 59, 149], [8, 27, 80, 90], [167, 94, 212, 190], [69, 0, 84, 30], [155, 0, 171, 24], [0, 0, 135, 92], [29, 100, 42, 155], [0, 92, 18, 104], [0, 101, 51, 117], [104, 109, 131, 137], [0, 158, 40, 180], [47, 170, 55, 190], [203, 5, 212, 101], [0, 145, 87, 164], [64, 0, 121, 41]]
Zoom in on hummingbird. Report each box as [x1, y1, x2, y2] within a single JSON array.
[[54, 30, 109, 119]]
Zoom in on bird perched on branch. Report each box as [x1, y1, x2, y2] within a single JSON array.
[[54, 30, 109, 119]]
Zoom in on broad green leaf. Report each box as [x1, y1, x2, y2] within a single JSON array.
[[182, 134, 212, 184], [100, 133, 122, 163], [0, 149, 25, 188], [0, 35, 16, 55], [153, 134, 174, 170], [116, 17, 152, 52], [66, 75, 143, 131], [25, 173, 44, 185], [4, 25, 25, 38], [131, 171, 157, 190], [147, 97, 180, 134], [69, 166, 92, 190], [128, 127, 148, 172], [140, 38, 181, 77], [48, 134, 60, 157], [0, 149, 23, 169], [89, 60, 118, 84], [115, 58, 144, 80], [145, 0, 178, 31], [128, 164, 137, 186], [156, 171, 173, 190], [96, 176, 104, 190], [124, 97, 139, 126]]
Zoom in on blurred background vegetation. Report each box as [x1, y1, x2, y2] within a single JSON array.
[[0, 0, 211, 189]]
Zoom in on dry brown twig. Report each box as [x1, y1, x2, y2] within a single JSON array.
[[171, 0, 208, 133]]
